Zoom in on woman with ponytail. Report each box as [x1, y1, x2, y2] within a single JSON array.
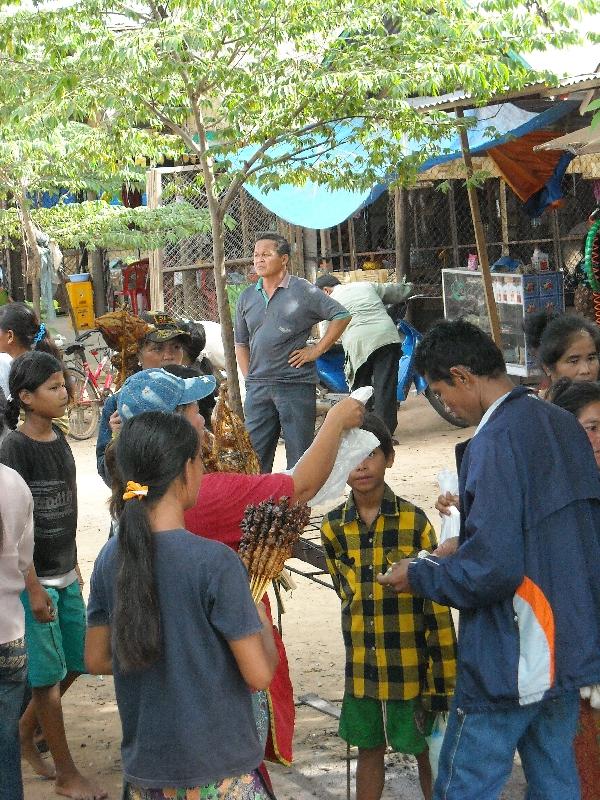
[[0, 303, 62, 396], [86, 411, 279, 800], [0, 302, 71, 433]]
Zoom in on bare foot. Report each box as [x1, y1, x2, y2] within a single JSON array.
[[20, 734, 56, 779], [55, 771, 108, 800]]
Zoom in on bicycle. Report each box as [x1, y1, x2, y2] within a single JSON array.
[[63, 329, 116, 441]]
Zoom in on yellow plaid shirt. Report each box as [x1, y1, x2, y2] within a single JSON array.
[[321, 484, 457, 705]]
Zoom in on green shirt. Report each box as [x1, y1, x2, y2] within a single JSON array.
[[328, 281, 413, 386]]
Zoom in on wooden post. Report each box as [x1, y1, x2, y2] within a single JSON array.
[[295, 226, 307, 280], [499, 179, 510, 257], [348, 218, 357, 270], [448, 182, 460, 268], [147, 169, 165, 310], [394, 187, 408, 282], [456, 108, 502, 346], [337, 224, 344, 270]]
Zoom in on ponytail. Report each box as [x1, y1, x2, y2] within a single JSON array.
[[114, 499, 162, 672], [0, 303, 61, 360], [112, 411, 199, 672]]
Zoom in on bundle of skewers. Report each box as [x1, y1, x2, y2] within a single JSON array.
[[239, 497, 310, 601]]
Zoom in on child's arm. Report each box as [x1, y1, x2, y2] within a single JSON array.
[[85, 626, 113, 675], [228, 602, 279, 690], [24, 566, 54, 623]]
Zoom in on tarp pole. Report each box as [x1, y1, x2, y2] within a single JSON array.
[[456, 108, 502, 346]]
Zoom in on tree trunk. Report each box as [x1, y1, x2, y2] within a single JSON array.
[[16, 192, 42, 319], [210, 211, 243, 417]]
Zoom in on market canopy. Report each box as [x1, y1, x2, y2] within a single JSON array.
[[234, 100, 577, 229]]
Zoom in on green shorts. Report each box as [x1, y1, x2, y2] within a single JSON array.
[[339, 694, 433, 754], [21, 580, 86, 688]]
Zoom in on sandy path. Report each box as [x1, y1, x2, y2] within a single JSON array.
[[22, 394, 526, 799]]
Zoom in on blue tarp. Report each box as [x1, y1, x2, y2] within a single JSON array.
[[236, 100, 577, 229]]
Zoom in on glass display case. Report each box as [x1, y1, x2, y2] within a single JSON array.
[[442, 269, 564, 377]]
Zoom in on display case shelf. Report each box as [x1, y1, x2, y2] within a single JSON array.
[[442, 269, 564, 378]]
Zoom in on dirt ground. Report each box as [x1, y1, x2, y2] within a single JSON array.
[[22, 393, 527, 800]]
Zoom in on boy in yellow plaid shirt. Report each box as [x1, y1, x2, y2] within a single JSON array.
[[321, 414, 457, 800]]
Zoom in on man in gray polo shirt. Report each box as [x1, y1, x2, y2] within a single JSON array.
[[235, 233, 351, 472]]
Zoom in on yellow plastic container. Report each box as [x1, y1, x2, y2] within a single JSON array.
[[66, 280, 94, 330]]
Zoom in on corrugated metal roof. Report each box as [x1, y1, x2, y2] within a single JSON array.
[[408, 69, 600, 112]]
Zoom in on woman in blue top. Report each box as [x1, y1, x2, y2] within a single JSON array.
[[85, 411, 279, 800]]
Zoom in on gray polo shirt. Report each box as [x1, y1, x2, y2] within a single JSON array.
[[235, 274, 349, 384]]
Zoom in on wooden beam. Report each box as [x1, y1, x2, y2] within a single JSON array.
[[456, 108, 502, 346], [337, 224, 344, 270], [348, 218, 357, 270], [448, 182, 460, 268], [394, 187, 408, 281]]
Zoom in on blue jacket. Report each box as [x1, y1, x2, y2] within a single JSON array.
[[409, 386, 600, 712]]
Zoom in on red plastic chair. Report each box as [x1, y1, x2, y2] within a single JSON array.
[[112, 259, 150, 315]]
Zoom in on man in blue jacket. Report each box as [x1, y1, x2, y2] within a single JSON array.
[[378, 319, 600, 800]]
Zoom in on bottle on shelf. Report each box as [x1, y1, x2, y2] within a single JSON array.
[[531, 246, 550, 272]]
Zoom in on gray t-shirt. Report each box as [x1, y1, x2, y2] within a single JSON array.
[[234, 275, 348, 384], [87, 529, 263, 788]]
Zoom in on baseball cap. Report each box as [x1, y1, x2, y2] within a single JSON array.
[[118, 368, 216, 420], [140, 311, 191, 343]]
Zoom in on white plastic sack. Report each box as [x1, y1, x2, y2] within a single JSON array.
[[437, 468, 460, 544], [426, 713, 448, 781], [292, 386, 377, 507]]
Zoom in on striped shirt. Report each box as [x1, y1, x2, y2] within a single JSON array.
[[321, 485, 457, 705]]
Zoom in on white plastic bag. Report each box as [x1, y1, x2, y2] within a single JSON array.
[[437, 468, 460, 544], [290, 386, 378, 507], [426, 713, 448, 781]]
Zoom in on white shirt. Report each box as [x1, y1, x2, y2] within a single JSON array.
[[474, 391, 511, 436], [0, 464, 34, 644], [0, 352, 11, 398]]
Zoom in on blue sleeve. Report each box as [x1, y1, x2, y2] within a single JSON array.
[[234, 293, 250, 346], [96, 393, 118, 486], [409, 432, 525, 610], [87, 547, 111, 627], [206, 547, 262, 641]]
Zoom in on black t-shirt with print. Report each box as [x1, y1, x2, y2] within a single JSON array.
[[0, 427, 77, 577]]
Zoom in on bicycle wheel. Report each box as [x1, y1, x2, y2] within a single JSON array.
[[66, 367, 101, 440], [423, 386, 469, 429]]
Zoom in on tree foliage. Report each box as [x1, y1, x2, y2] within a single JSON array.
[[0, 0, 593, 410], [0, 199, 216, 250]]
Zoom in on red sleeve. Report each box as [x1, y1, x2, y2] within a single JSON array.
[[184, 472, 295, 550]]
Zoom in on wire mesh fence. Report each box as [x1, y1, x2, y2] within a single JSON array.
[[148, 162, 598, 317], [155, 166, 276, 321]]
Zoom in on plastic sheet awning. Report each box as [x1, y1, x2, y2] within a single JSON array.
[[233, 100, 577, 229]]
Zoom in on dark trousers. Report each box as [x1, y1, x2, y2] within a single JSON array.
[[352, 342, 401, 436], [244, 382, 316, 473]]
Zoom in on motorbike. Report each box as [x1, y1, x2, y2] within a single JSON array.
[[315, 299, 467, 429]]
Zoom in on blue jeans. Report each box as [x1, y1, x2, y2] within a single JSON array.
[[0, 637, 27, 800], [244, 382, 316, 473], [435, 692, 581, 800]]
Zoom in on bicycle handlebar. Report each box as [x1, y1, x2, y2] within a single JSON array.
[[75, 329, 100, 342]]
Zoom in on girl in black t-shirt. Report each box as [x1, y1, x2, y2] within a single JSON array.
[[0, 351, 106, 800]]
